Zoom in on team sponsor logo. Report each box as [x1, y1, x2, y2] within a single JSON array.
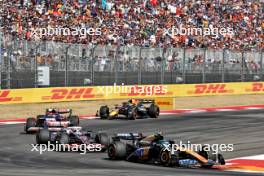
[[0, 90, 22, 102], [156, 101, 173, 106], [42, 88, 103, 100], [188, 84, 233, 95], [246, 83, 264, 92]]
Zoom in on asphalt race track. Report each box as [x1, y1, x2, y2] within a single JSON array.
[[0, 110, 264, 176]]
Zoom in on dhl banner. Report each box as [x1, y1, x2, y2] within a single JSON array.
[[0, 82, 264, 105]]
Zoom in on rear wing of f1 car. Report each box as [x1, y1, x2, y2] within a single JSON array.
[[132, 99, 155, 104], [46, 108, 72, 115], [113, 133, 144, 141]]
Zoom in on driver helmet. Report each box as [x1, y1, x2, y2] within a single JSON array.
[[155, 132, 164, 141], [129, 99, 138, 105], [51, 109, 57, 114]]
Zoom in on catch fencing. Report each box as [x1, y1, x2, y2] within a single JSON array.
[[0, 35, 263, 89]]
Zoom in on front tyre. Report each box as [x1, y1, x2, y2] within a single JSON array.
[[95, 132, 110, 151], [218, 154, 225, 165], [25, 118, 36, 133], [127, 106, 137, 120], [58, 133, 69, 144], [159, 150, 177, 167], [36, 129, 50, 144], [99, 106, 109, 119]]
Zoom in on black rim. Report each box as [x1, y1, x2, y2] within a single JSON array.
[[108, 146, 115, 158], [156, 108, 160, 116], [161, 152, 169, 163]]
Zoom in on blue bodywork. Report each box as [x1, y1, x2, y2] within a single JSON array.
[[37, 113, 66, 128]]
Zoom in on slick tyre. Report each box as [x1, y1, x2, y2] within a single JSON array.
[[36, 129, 50, 144], [159, 150, 176, 167], [25, 118, 36, 133], [99, 106, 109, 119], [95, 133, 110, 151], [58, 133, 69, 145], [108, 142, 127, 160], [148, 104, 160, 118]]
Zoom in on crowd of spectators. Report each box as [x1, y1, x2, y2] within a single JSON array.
[[1, 0, 263, 50]]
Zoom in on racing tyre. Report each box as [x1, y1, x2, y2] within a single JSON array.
[[99, 106, 109, 119], [25, 118, 36, 133], [36, 129, 50, 144], [69, 116, 79, 126], [218, 154, 225, 165], [108, 142, 127, 160], [148, 104, 159, 118], [127, 106, 137, 120], [58, 133, 69, 144], [95, 132, 110, 151], [159, 150, 176, 167]]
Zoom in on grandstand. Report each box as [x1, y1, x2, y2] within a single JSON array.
[[0, 0, 263, 88]]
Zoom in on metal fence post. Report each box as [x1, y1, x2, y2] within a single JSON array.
[[34, 43, 40, 88], [202, 48, 206, 83], [114, 46, 118, 84], [7, 45, 11, 89], [260, 50, 264, 80], [138, 47, 142, 84], [161, 47, 165, 84], [221, 49, 225, 82], [0, 32, 2, 89], [182, 48, 186, 83], [65, 45, 70, 87], [241, 50, 244, 82], [90, 45, 95, 85]]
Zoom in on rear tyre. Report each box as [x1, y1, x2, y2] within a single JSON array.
[[148, 104, 159, 118], [25, 118, 36, 133], [108, 142, 127, 160], [36, 129, 50, 144], [69, 116, 79, 126], [99, 106, 109, 119]]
